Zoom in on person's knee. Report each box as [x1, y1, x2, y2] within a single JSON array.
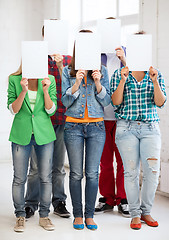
[[124, 161, 138, 180], [70, 171, 83, 181], [85, 170, 98, 180], [13, 175, 27, 185], [39, 171, 52, 183], [147, 158, 159, 174]]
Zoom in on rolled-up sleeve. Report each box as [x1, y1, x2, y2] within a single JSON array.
[[45, 102, 56, 115], [156, 70, 167, 108], [7, 76, 17, 109]]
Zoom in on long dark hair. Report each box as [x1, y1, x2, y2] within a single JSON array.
[[69, 30, 96, 78]]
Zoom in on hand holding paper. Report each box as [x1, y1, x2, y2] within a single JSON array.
[[76, 70, 85, 83], [52, 54, 63, 68], [20, 78, 28, 92], [41, 77, 51, 92], [92, 70, 102, 94], [115, 47, 126, 66], [92, 70, 102, 82], [71, 70, 85, 94], [121, 67, 129, 82], [149, 66, 158, 82]]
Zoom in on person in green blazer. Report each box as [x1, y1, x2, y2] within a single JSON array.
[[7, 65, 57, 232]]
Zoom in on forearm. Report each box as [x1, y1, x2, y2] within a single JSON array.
[[95, 81, 102, 94], [43, 91, 54, 109], [72, 82, 81, 94], [153, 81, 166, 107], [12, 91, 27, 113], [111, 80, 125, 105], [57, 65, 64, 79]]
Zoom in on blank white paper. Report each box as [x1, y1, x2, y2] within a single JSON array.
[[126, 34, 152, 71], [97, 19, 121, 53], [75, 33, 101, 70], [22, 41, 48, 79], [44, 20, 69, 55]]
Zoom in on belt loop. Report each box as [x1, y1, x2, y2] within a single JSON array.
[[148, 123, 153, 131], [128, 120, 131, 130]]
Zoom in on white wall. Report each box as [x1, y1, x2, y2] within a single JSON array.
[[0, 0, 60, 162], [140, 0, 169, 162], [140, 0, 169, 193], [1, 1, 169, 193]]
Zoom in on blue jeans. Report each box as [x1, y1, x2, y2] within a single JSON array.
[[115, 119, 161, 218], [12, 135, 54, 218], [25, 125, 67, 211], [64, 121, 106, 218]]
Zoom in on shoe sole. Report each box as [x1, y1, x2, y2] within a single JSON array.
[[14, 228, 24, 233], [39, 225, 55, 231], [118, 210, 131, 218], [94, 209, 113, 215], [131, 227, 141, 230], [53, 211, 70, 218], [73, 227, 84, 230]]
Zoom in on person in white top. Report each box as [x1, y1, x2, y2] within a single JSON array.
[[95, 21, 130, 216]]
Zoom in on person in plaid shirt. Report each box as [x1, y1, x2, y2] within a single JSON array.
[[111, 65, 166, 230], [25, 26, 72, 218]]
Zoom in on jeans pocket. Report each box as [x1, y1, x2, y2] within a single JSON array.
[[64, 122, 77, 131], [154, 124, 161, 135], [96, 121, 105, 131], [148, 123, 161, 136], [115, 125, 129, 140]]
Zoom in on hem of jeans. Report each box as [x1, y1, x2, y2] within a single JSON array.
[[73, 215, 83, 218], [131, 214, 141, 218], [141, 212, 151, 216], [39, 214, 49, 218], [84, 215, 94, 219], [16, 214, 26, 218]]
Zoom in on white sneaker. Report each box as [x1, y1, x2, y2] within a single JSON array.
[[39, 217, 55, 231], [14, 216, 25, 232]]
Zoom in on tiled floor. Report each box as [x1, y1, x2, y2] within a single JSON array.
[[0, 162, 169, 240]]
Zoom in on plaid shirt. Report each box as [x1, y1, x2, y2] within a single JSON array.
[[49, 55, 72, 125], [110, 68, 167, 122]]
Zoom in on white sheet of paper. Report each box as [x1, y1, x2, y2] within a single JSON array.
[[75, 33, 101, 70], [126, 35, 152, 71], [97, 19, 121, 53], [22, 41, 48, 79], [44, 20, 69, 55]]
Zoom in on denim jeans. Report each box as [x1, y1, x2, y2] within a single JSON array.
[[25, 125, 67, 211], [12, 135, 54, 218], [115, 119, 161, 218], [64, 121, 106, 218]]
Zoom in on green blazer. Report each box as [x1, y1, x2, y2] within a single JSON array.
[[7, 74, 57, 145]]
